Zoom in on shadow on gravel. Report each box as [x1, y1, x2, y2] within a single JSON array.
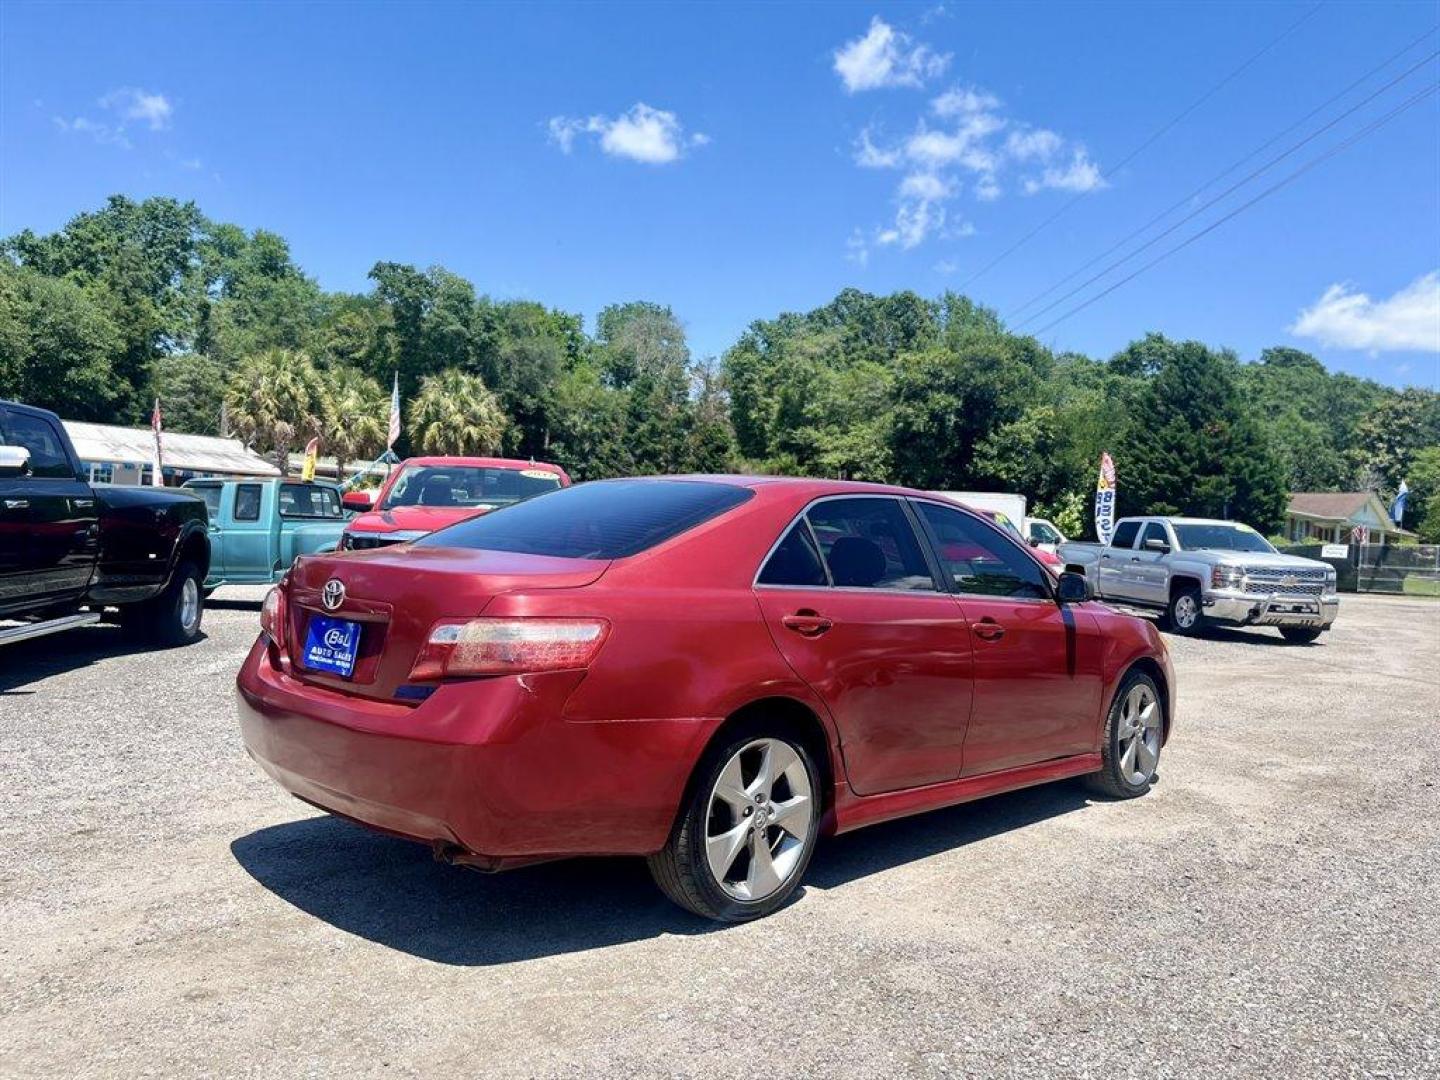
[[205, 597, 265, 612], [233, 781, 1095, 964], [231, 815, 714, 964], [0, 625, 204, 694], [807, 781, 1092, 889]]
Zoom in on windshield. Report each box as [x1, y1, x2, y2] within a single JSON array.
[[380, 464, 562, 511], [1172, 523, 1275, 554], [415, 479, 754, 559]]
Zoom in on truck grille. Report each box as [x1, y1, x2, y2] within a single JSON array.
[[1241, 566, 1326, 597]]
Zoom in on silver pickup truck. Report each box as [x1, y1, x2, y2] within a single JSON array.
[[1059, 516, 1339, 643]]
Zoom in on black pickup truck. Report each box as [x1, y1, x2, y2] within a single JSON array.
[[1, 401, 211, 648]]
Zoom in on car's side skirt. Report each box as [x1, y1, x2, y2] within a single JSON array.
[[832, 753, 1102, 835]]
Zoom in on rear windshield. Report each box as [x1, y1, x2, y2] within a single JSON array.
[[380, 464, 563, 510], [416, 479, 754, 559]]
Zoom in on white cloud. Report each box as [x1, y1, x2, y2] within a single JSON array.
[[52, 115, 131, 149], [1290, 272, 1440, 353], [100, 87, 172, 130], [899, 171, 953, 201], [1023, 148, 1105, 194], [547, 103, 705, 164], [834, 16, 950, 93], [845, 229, 871, 267], [1005, 127, 1062, 162], [855, 126, 901, 168], [975, 175, 1002, 201], [932, 86, 999, 118]]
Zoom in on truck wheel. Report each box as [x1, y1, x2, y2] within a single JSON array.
[[124, 560, 204, 647], [1167, 586, 1205, 635], [1279, 626, 1323, 644], [647, 730, 819, 923], [1087, 671, 1164, 799]]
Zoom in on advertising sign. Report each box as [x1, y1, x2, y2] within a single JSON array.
[[1094, 451, 1116, 545]]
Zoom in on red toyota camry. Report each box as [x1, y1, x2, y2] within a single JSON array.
[[237, 476, 1175, 922]]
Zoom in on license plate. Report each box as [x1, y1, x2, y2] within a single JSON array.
[[303, 615, 362, 677]]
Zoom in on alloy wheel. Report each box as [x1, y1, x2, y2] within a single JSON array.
[[179, 577, 200, 633], [1116, 683, 1161, 786], [705, 738, 813, 902], [1173, 594, 1199, 630]]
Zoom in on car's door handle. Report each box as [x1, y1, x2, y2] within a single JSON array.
[[4, 499, 28, 509], [972, 617, 1005, 641], [1130, 557, 1140, 562], [782, 611, 833, 637]]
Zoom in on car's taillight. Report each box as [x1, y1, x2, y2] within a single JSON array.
[[408, 617, 609, 680], [260, 586, 286, 643]]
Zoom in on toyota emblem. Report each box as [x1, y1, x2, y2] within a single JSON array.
[[321, 579, 346, 611]]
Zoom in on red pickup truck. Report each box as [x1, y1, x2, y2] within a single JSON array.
[[340, 456, 570, 550]]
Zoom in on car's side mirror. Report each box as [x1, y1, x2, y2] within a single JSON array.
[[1056, 571, 1091, 604], [1144, 538, 1170, 553], [341, 491, 373, 513], [0, 445, 31, 478], [1029, 536, 1041, 547]]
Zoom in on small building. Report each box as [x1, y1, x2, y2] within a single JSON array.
[[62, 420, 280, 486], [1284, 491, 1413, 545]]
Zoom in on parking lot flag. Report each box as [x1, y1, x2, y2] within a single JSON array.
[[387, 372, 401, 449], [150, 398, 163, 487], [1390, 481, 1409, 525], [1095, 451, 1116, 544]]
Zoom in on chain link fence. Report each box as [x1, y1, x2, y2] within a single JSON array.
[[1277, 543, 1440, 596]]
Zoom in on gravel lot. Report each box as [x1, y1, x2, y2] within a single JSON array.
[[2, 590, 1437, 1078]]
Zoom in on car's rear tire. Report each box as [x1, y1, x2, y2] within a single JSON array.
[[647, 730, 820, 923], [1279, 626, 1323, 644], [1087, 671, 1164, 800], [1167, 586, 1205, 635], [122, 560, 204, 647]]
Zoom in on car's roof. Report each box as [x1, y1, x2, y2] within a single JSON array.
[[399, 456, 566, 472], [628, 473, 950, 501], [1163, 517, 1244, 526]]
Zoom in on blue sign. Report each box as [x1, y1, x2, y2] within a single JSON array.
[[303, 615, 362, 677]]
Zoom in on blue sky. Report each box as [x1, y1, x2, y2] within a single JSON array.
[[2, 0, 1437, 387]]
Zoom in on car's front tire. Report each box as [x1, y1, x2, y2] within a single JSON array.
[[648, 730, 820, 922], [1087, 671, 1164, 799], [1167, 586, 1205, 635], [1279, 626, 1323, 644]]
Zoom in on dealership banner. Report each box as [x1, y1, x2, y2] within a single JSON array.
[[1095, 451, 1116, 544]]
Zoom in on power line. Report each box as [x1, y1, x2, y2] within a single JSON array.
[[1007, 23, 1440, 322], [1030, 82, 1438, 338], [955, 1, 1326, 292], [1010, 45, 1440, 330]]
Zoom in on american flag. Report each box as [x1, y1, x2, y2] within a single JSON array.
[[387, 373, 401, 449], [150, 398, 164, 487]]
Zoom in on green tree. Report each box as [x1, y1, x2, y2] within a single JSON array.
[[1114, 336, 1288, 531], [408, 369, 507, 455], [549, 361, 633, 480], [324, 366, 389, 477], [1349, 388, 1440, 495], [223, 348, 328, 470], [152, 353, 224, 436], [0, 264, 120, 420], [1404, 445, 1440, 542]]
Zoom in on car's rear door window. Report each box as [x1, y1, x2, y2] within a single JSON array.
[[914, 500, 1050, 600], [757, 521, 829, 587], [804, 497, 938, 591], [233, 484, 262, 522], [416, 478, 753, 559]]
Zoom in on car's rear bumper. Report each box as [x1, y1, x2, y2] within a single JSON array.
[[1205, 589, 1339, 629], [235, 637, 717, 864]]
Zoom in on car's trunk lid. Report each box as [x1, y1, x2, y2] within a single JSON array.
[[284, 546, 609, 701]]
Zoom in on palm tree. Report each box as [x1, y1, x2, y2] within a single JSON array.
[[408, 369, 508, 455], [223, 348, 328, 471], [325, 366, 388, 481]]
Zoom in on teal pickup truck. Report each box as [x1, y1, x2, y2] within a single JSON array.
[[182, 478, 348, 592]]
